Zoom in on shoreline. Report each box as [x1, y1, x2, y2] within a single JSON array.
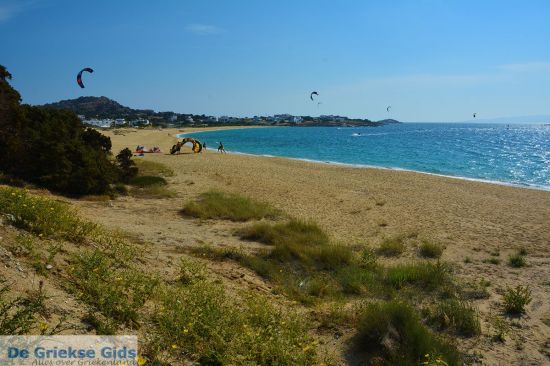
[[178, 128, 550, 192]]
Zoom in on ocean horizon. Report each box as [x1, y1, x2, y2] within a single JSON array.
[[181, 123, 550, 191]]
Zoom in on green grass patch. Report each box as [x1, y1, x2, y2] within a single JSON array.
[[508, 254, 526, 268], [376, 235, 406, 257], [502, 285, 532, 315], [353, 300, 460, 366], [0, 186, 96, 242], [181, 190, 280, 221], [483, 257, 501, 265], [236, 219, 329, 246], [383, 262, 451, 291], [134, 159, 174, 177], [424, 299, 481, 337], [128, 175, 167, 187], [418, 241, 444, 259]]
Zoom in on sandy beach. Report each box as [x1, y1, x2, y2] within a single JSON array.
[[72, 127, 550, 364]]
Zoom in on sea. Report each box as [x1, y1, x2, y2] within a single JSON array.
[[183, 123, 550, 190]]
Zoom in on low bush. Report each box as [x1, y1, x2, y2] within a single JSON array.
[[181, 190, 280, 221], [237, 219, 328, 246], [508, 254, 526, 268], [0, 186, 96, 242], [502, 285, 532, 314], [377, 236, 406, 257], [425, 299, 481, 337], [418, 241, 444, 259], [353, 301, 460, 365]]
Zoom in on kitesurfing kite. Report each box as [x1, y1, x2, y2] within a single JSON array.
[[310, 91, 319, 101], [170, 138, 202, 154], [473, 113, 477, 118], [387, 105, 392, 112], [76, 68, 94, 88]]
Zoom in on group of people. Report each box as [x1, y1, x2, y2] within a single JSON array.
[[197, 141, 226, 153]]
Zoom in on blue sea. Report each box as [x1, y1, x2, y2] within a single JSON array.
[[186, 123, 550, 190]]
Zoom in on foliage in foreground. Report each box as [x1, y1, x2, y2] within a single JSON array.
[[353, 300, 460, 366], [0, 282, 45, 335], [424, 299, 481, 337], [181, 190, 280, 221], [0, 65, 121, 196], [153, 277, 316, 365], [0, 186, 96, 242]]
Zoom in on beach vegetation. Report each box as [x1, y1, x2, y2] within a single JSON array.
[[383, 262, 451, 291], [134, 159, 174, 177], [0, 66, 126, 196], [518, 247, 527, 256], [376, 235, 406, 257], [502, 285, 532, 315], [483, 257, 501, 265], [508, 253, 526, 268], [181, 190, 280, 221], [424, 299, 481, 337], [461, 280, 491, 300], [154, 281, 316, 365], [115, 148, 138, 183], [0, 280, 45, 334], [69, 248, 159, 326], [352, 300, 460, 366], [418, 241, 444, 258], [489, 315, 510, 342], [0, 186, 96, 242]]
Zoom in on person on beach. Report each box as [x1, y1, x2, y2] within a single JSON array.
[[218, 142, 226, 154], [203, 142, 207, 151]]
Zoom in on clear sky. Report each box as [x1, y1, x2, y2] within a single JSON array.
[[1, 0, 549, 121]]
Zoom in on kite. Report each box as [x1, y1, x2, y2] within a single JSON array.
[[76, 68, 94, 88], [310, 91, 318, 101], [170, 138, 202, 154], [387, 105, 392, 112]]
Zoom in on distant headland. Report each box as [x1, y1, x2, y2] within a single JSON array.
[[41, 96, 400, 128]]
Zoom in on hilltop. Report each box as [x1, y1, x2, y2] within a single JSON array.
[[40, 96, 400, 127]]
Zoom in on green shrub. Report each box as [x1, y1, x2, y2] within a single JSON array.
[[502, 285, 532, 314], [418, 241, 444, 259], [377, 236, 406, 257], [181, 190, 280, 221], [425, 299, 481, 337], [508, 254, 526, 268], [353, 301, 460, 365], [0, 186, 96, 242], [0, 68, 120, 196], [116, 148, 138, 183]]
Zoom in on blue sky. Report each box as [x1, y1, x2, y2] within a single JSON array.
[[1, 0, 549, 121]]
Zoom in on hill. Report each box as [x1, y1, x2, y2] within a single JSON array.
[[42, 96, 153, 119]]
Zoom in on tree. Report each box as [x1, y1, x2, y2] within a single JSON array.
[[0, 65, 121, 196]]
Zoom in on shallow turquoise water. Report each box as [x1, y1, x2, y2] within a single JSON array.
[[185, 123, 550, 190]]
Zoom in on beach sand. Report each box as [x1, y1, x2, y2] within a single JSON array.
[[76, 127, 550, 365]]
